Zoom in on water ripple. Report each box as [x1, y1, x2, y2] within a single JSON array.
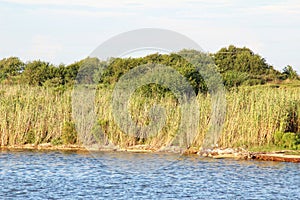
[[0, 150, 299, 199]]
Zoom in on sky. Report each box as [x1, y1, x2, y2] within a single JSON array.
[[0, 0, 299, 72]]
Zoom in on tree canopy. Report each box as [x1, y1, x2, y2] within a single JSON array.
[[0, 57, 24, 81], [213, 45, 285, 87], [283, 65, 299, 80], [0, 45, 295, 90]]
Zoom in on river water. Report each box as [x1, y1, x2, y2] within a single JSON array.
[[0, 150, 299, 199]]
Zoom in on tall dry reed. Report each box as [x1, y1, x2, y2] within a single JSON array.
[[0, 84, 299, 149]]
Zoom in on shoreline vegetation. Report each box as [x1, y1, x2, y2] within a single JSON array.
[[0, 45, 300, 162]]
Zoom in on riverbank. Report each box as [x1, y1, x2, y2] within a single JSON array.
[[2, 144, 300, 163], [0, 143, 87, 152], [198, 147, 300, 163]]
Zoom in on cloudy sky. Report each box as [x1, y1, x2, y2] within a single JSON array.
[[0, 0, 299, 72]]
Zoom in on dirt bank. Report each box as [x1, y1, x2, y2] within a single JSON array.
[[1, 144, 300, 163]]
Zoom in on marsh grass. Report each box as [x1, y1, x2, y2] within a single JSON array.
[[0, 85, 72, 146], [220, 86, 300, 149], [0, 84, 299, 150]]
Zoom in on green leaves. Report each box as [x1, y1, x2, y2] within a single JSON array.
[[99, 50, 210, 95], [0, 57, 24, 81], [213, 45, 281, 88], [0, 45, 293, 90], [274, 131, 300, 150], [22, 60, 53, 86], [283, 65, 299, 80]]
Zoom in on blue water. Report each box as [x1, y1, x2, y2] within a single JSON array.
[[0, 150, 299, 199]]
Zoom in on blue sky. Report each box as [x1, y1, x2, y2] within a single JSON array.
[[0, 0, 299, 72]]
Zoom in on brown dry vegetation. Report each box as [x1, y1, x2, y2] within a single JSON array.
[[0, 84, 299, 150]]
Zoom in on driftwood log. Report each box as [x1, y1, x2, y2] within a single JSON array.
[[253, 153, 300, 163]]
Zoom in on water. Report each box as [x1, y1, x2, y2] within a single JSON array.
[[0, 150, 299, 199]]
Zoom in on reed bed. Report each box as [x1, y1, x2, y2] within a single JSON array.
[[220, 86, 300, 148], [0, 85, 72, 146], [0, 84, 299, 149]]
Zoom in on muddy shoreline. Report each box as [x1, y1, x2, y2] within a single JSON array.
[[1, 144, 300, 163]]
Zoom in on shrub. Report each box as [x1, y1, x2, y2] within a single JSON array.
[[51, 137, 63, 145], [61, 122, 77, 145], [25, 131, 36, 144], [274, 131, 300, 150], [274, 131, 284, 146]]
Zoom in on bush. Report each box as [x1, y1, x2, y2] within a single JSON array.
[[61, 122, 77, 144], [51, 137, 63, 145], [25, 131, 35, 144], [274, 131, 284, 145], [274, 131, 300, 150]]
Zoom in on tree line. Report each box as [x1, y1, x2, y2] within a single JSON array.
[[0, 45, 298, 92]]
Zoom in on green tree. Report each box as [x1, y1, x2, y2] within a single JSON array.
[[213, 45, 282, 87], [0, 57, 24, 81], [283, 65, 299, 80], [100, 50, 209, 94], [63, 62, 80, 85], [22, 60, 57, 86], [214, 45, 271, 74]]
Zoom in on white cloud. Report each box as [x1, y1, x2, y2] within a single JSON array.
[[0, 0, 235, 10], [30, 7, 135, 18], [26, 35, 63, 62], [0, 0, 184, 8], [0, 0, 299, 71], [259, 3, 300, 15], [237, 0, 300, 16]]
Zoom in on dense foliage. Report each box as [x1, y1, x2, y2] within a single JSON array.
[[213, 45, 287, 87], [0, 45, 298, 90], [0, 45, 299, 149]]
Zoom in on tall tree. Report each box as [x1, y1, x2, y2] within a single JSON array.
[[283, 65, 299, 80], [22, 60, 56, 86], [0, 57, 24, 80]]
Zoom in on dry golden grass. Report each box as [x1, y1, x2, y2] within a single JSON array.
[[0, 85, 72, 146], [0, 84, 299, 150]]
